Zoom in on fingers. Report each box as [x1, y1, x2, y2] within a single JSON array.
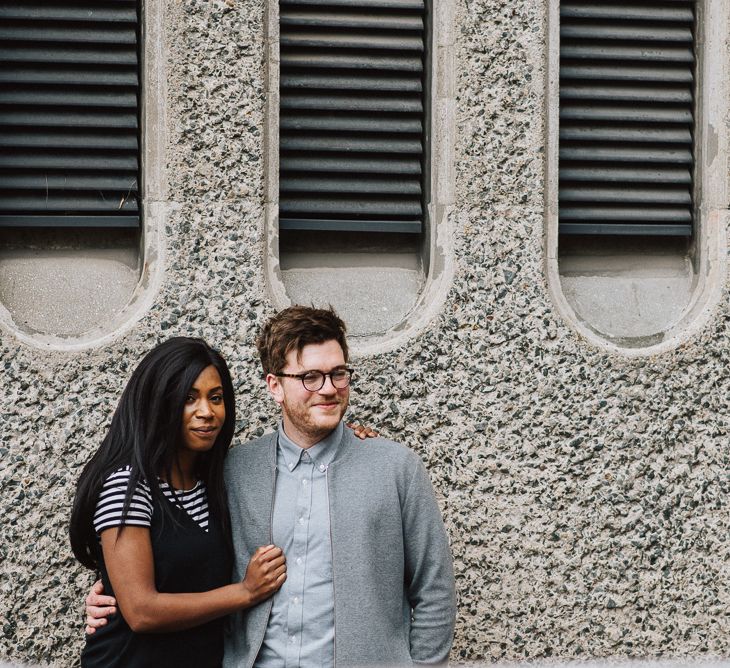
[[251, 545, 287, 583], [263, 565, 287, 593], [85, 604, 116, 633], [86, 585, 117, 608], [254, 546, 283, 563], [268, 574, 286, 591], [270, 555, 286, 569], [257, 554, 286, 578], [86, 615, 106, 630], [347, 423, 379, 439], [252, 544, 278, 561], [85, 580, 116, 630], [256, 557, 286, 583], [86, 605, 117, 620], [250, 546, 286, 574], [242, 546, 289, 602], [260, 553, 286, 569], [86, 593, 116, 608]]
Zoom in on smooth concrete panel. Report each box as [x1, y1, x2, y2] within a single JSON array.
[[0, 248, 139, 337], [282, 265, 423, 337]]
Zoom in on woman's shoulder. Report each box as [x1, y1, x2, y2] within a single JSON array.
[[94, 466, 154, 534], [100, 465, 152, 495]]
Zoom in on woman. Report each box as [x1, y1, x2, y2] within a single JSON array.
[[69, 337, 286, 667]]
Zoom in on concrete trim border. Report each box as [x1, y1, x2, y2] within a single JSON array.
[[262, 0, 456, 356], [0, 0, 167, 352], [544, 0, 729, 358]]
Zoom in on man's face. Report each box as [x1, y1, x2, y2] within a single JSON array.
[[266, 339, 350, 447]]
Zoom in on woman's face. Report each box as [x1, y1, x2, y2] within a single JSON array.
[[180, 365, 226, 455]]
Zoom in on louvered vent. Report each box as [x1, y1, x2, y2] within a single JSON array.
[[278, 0, 426, 234], [559, 1, 695, 236], [0, 1, 140, 228]]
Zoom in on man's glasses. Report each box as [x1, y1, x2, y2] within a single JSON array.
[[276, 368, 354, 392]]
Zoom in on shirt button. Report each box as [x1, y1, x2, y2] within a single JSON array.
[[296, 557, 303, 565], [299, 517, 305, 525], [289, 635, 296, 644], [288, 463, 294, 471], [319, 464, 326, 472], [292, 596, 300, 604], [302, 478, 308, 486]]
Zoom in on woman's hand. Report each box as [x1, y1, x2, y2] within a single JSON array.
[[100, 525, 272, 632], [347, 423, 379, 440], [241, 545, 287, 606]]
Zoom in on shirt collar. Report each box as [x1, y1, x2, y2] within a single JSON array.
[[277, 420, 343, 472]]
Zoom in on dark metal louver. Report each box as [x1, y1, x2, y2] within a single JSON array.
[[278, 0, 426, 233], [0, 1, 140, 228], [559, 1, 695, 236]]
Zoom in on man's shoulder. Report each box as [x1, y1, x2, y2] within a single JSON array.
[[225, 431, 275, 467], [341, 428, 422, 468]]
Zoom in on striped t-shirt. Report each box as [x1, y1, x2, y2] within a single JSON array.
[[93, 466, 210, 534]]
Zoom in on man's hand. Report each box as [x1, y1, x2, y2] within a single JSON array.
[[346, 423, 379, 440], [85, 580, 117, 634]]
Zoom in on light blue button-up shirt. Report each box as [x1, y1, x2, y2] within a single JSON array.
[[254, 422, 341, 667]]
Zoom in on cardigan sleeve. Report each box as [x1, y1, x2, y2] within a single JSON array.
[[401, 457, 457, 664]]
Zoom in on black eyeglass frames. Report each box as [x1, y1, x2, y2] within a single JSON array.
[[275, 368, 354, 392]]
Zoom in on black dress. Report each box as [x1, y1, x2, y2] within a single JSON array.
[[81, 492, 231, 668]]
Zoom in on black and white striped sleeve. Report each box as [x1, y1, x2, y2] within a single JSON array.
[[93, 466, 153, 534]]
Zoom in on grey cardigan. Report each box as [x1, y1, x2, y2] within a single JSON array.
[[223, 426, 456, 667]]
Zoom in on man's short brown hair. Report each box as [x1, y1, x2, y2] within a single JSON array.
[[256, 305, 349, 375]]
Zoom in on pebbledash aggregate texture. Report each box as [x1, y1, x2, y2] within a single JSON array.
[[1, 0, 730, 666]]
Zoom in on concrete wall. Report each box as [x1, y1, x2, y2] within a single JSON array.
[[1, 0, 729, 665]]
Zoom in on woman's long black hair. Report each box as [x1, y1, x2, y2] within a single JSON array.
[[70, 337, 236, 570]]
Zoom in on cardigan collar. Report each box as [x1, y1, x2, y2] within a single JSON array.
[[277, 420, 343, 472], [265, 420, 352, 469]]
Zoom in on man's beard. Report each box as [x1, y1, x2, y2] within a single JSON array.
[[282, 395, 348, 441]]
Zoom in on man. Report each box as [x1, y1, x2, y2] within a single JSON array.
[[87, 306, 456, 665]]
